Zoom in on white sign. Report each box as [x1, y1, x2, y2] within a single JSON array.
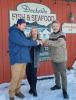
[[62, 23, 76, 33], [10, 3, 56, 37]]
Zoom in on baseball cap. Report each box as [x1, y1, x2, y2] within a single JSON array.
[[17, 19, 26, 24]]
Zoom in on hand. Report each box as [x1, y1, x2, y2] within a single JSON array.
[[36, 40, 43, 45], [39, 40, 43, 45], [42, 40, 48, 46]]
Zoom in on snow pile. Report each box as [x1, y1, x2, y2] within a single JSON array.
[[0, 69, 76, 100]]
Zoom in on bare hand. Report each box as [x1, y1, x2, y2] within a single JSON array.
[[42, 40, 48, 46], [36, 40, 43, 45]]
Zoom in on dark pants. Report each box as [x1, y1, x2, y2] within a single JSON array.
[[52, 62, 67, 92], [26, 63, 37, 91]]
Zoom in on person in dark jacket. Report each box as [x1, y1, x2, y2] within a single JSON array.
[[8, 19, 42, 100], [26, 27, 41, 97]]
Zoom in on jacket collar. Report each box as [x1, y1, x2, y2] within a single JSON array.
[[53, 30, 60, 34]]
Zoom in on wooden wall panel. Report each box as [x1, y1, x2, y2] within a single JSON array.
[[0, 0, 4, 83]]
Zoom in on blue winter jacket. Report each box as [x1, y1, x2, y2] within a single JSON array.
[[9, 25, 38, 65]]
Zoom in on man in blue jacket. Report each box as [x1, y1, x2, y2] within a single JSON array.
[[8, 19, 41, 100]]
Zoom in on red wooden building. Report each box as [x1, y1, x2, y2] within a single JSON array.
[[0, 0, 76, 83]]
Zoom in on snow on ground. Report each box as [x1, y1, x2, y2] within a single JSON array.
[[0, 69, 76, 100]]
